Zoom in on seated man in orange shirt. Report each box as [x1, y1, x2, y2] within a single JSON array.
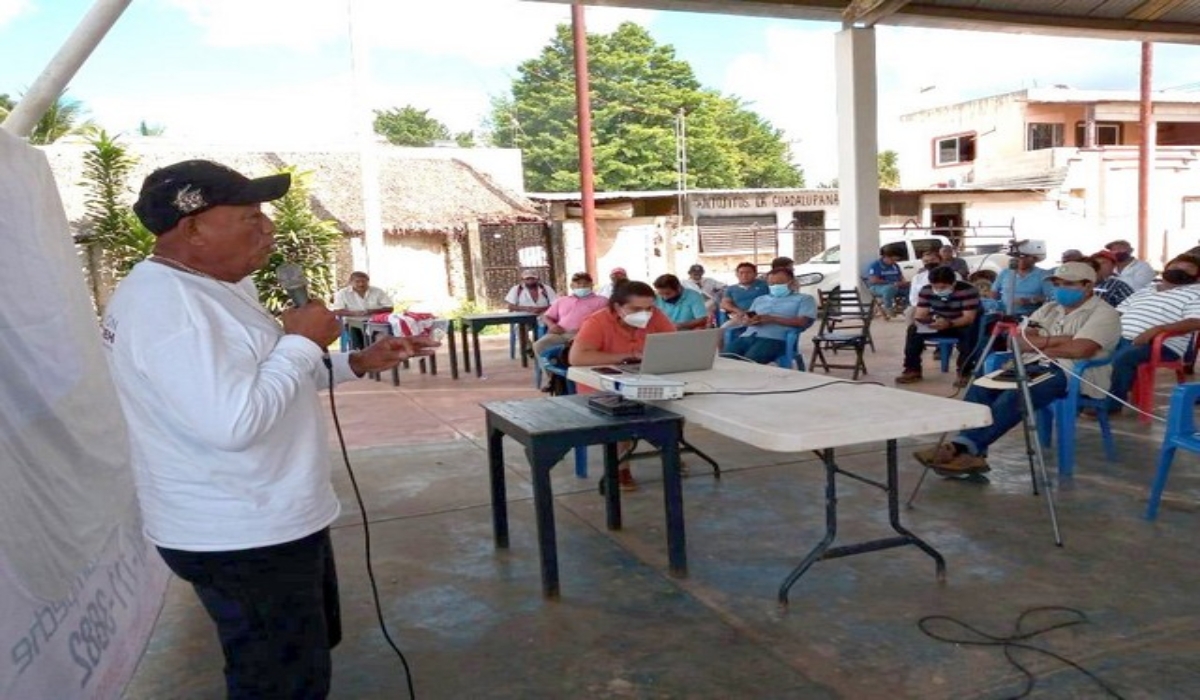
[[570, 281, 675, 491]]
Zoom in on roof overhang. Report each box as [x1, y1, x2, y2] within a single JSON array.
[[531, 1, 1200, 45]]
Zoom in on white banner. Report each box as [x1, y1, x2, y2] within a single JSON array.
[[0, 130, 168, 699]]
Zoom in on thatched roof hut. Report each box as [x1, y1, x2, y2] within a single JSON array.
[[40, 142, 545, 240]]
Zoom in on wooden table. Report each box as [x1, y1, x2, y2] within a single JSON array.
[[569, 358, 992, 604], [450, 311, 540, 379], [483, 395, 686, 598]]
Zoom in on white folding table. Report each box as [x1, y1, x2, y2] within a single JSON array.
[[568, 358, 992, 604]]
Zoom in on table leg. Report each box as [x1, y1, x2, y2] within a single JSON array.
[[461, 323, 471, 374], [429, 350, 438, 376], [884, 439, 946, 581], [602, 443, 621, 531], [778, 448, 839, 605], [518, 322, 530, 368], [660, 433, 688, 577], [472, 327, 484, 379], [448, 321, 459, 380], [487, 424, 508, 549], [530, 456, 560, 599]]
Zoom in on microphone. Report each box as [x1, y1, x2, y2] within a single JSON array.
[[277, 263, 310, 307]]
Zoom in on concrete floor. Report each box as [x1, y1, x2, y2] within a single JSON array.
[[122, 320, 1200, 699]]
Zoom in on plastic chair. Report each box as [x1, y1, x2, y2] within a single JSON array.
[[538, 346, 589, 478], [1145, 382, 1200, 520], [723, 324, 809, 370], [981, 340, 1126, 477], [1132, 331, 1192, 425], [925, 337, 959, 373]]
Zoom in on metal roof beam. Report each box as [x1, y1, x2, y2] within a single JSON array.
[[843, 0, 912, 27], [1127, 0, 1192, 21]]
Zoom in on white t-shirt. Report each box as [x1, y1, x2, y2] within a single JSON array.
[[102, 261, 360, 551], [1113, 259, 1156, 291], [504, 283, 557, 309], [331, 285, 392, 313]]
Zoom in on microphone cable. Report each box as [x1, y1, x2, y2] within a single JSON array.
[[326, 361, 417, 700]]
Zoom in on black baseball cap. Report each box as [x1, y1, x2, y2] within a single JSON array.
[[133, 159, 291, 235]]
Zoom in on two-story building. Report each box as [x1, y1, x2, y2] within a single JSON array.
[[899, 87, 1200, 264]]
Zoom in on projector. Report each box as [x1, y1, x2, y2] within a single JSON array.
[[597, 373, 686, 400]]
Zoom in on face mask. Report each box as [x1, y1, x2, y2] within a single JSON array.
[[768, 284, 790, 297], [572, 287, 593, 298], [524, 280, 539, 288], [662, 294, 680, 304], [924, 262, 939, 271], [623, 310, 652, 328], [1052, 287, 1087, 307], [931, 287, 952, 299], [1113, 251, 1132, 263], [1162, 269, 1198, 286]]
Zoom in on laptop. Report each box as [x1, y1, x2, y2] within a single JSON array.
[[595, 328, 722, 376]]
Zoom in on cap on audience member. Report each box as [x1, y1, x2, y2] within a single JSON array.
[[134, 159, 291, 235], [610, 267, 627, 276], [1048, 261, 1096, 283], [1060, 249, 1085, 263], [1092, 249, 1117, 262]]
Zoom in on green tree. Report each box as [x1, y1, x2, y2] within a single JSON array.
[[81, 129, 155, 282], [253, 169, 343, 313], [878, 149, 900, 188], [490, 22, 803, 191], [454, 130, 476, 148], [29, 93, 91, 144], [373, 105, 451, 146], [0, 93, 13, 114]]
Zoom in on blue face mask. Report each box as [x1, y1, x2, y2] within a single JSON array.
[[768, 284, 790, 297], [1052, 287, 1086, 307], [571, 287, 592, 298]]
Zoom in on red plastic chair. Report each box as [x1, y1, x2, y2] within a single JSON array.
[[1132, 331, 1192, 424]]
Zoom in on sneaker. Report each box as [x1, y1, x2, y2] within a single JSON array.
[[618, 469, 638, 492], [895, 370, 923, 384]]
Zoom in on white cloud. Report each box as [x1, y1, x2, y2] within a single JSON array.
[[168, 0, 656, 65], [721, 24, 1177, 185], [0, 0, 30, 29]]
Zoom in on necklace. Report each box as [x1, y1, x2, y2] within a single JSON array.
[[149, 255, 278, 324]]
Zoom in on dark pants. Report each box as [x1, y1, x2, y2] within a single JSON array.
[[902, 324, 975, 375], [158, 528, 341, 700], [1105, 342, 1179, 411], [723, 335, 786, 364], [954, 366, 1068, 456]]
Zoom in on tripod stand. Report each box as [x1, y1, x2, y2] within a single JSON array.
[[906, 244, 1063, 546]]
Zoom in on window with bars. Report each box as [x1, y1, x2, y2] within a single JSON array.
[[934, 133, 976, 166], [1075, 122, 1123, 147], [696, 216, 778, 255], [1026, 123, 1064, 150]]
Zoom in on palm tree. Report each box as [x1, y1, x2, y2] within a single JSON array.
[[1, 92, 93, 144], [137, 120, 166, 137]]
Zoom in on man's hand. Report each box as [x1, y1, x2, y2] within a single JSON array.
[[1132, 327, 1162, 346], [547, 323, 566, 335], [349, 336, 440, 376], [931, 317, 951, 331], [282, 302, 341, 350]]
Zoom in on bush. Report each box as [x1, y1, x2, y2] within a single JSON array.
[[252, 169, 343, 313], [81, 129, 155, 283]]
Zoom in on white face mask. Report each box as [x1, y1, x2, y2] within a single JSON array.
[[623, 310, 652, 328]]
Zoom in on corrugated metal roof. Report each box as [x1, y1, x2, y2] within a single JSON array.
[[537, 1, 1200, 44]]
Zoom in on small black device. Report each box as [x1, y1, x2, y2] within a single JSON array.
[[593, 367, 624, 376], [587, 392, 646, 416], [995, 364, 1052, 382]]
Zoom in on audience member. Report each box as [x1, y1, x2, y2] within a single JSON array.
[[1099, 254, 1200, 415], [940, 245, 970, 278], [533, 271, 609, 358], [331, 271, 394, 348], [989, 251, 1051, 317], [720, 261, 769, 316], [916, 262, 1120, 475], [570, 281, 675, 490], [653, 273, 709, 330], [721, 268, 816, 364], [682, 264, 725, 314], [895, 266, 981, 386], [505, 269, 557, 313], [1105, 239, 1156, 291], [1091, 250, 1135, 308], [865, 247, 905, 319], [1060, 249, 1085, 264], [597, 267, 629, 297]]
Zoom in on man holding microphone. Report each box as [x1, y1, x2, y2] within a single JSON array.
[[102, 160, 435, 698]]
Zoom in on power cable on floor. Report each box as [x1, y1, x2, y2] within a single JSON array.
[[917, 606, 1124, 699], [327, 363, 417, 700]]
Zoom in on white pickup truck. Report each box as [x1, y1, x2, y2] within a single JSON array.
[[795, 234, 1002, 293]]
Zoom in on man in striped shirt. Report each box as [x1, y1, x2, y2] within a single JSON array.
[[895, 266, 981, 386], [1102, 254, 1200, 414]]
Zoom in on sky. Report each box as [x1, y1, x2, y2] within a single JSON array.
[[2, 0, 1200, 185]]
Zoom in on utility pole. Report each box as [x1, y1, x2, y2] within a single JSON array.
[[571, 4, 598, 278], [1138, 41, 1155, 261]]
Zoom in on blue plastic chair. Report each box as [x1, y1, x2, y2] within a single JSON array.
[[538, 346, 589, 478], [722, 324, 810, 370], [981, 341, 1126, 477], [1145, 382, 1200, 520], [925, 337, 959, 373]]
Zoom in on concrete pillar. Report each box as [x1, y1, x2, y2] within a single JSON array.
[[465, 222, 487, 302], [835, 27, 881, 292]]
